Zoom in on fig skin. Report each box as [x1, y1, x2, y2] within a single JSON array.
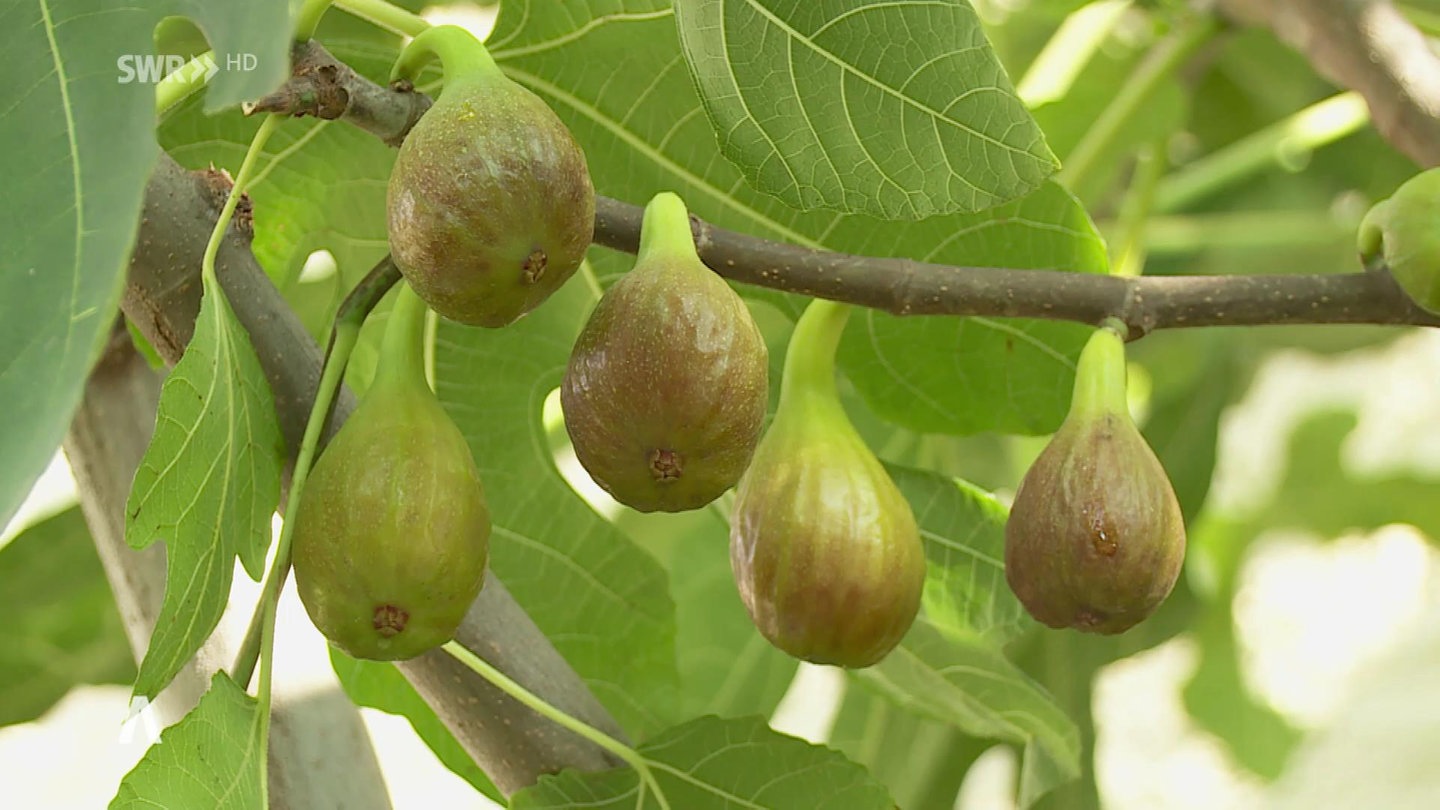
[[1004, 327, 1185, 635], [730, 300, 924, 668], [387, 28, 594, 327], [1358, 168, 1440, 314], [291, 287, 490, 660], [561, 192, 768, 513]]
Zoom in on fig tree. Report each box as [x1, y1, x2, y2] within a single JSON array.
[[730, 299, 924, 668], [561, 192, 768, 512], [291, 283, 490, 660], [387, 25, 594, 327], [1004, 323, 1185, 634]]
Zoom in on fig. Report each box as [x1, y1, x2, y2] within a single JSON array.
[[1358, 168, 1440, 314], [291, 284, 490, 660], [730, 300, 924, 668], [1004, 324, 1185, 635], [561, 192, 768, 512], [387, 25, 595, 327]]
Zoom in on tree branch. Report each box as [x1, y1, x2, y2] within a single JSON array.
[[125, 153, 625, 795], [256, 40, 1440, 336], [1218, 0, 1440, 168]]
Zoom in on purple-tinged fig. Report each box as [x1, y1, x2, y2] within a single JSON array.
[[730, 300, 924, 667], [291, 284, 490, 660], [387, 25, 594, 327], [561, 192, 768, 512], [1004, 324, 1185, 634]]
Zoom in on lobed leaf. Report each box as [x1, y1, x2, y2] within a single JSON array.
[[673, 0, 1057, 218], [110, 672, 264, 809], [433, 280, 681, 738], [511, 715, 894, 809], [0, 0, 289, 530], [124, 287, 284, 700]]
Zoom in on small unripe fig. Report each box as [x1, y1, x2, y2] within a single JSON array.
[[1004, 325, 1185, 635], [292, 285, 490, 660], [1359, 168, 1440, 314], [731, 300, 924, 668], [561, 192, 768, 512], [387, 26, 594, 327]]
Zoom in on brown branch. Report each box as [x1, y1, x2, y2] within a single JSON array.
[[247, 40, 432, 146], [125, 153, 626, 795], [1218, 0, 1440, 168], [262, 40, 1440, 336]]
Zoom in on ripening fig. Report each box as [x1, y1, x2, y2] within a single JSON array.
[[730, 300, 925, 668], [387, 25, 594, 327], [291, 284, 490, 660], [1358, 168, 1440, 314], [1004, 324, 1185, 635], [561, 192, 768, 512]]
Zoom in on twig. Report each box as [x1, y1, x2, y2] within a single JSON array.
[[255, 40, 1440, 335]]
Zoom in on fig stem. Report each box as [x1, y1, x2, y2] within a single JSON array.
[[778, 297, 852, 412], [333, 0, 429, 38], [1069, 323, 1130, 419], [441, 641, 673, 810], [637, 192, 701, 264], [200, 114, 280, 290], [390, 24, 499, 93], [373, 281, 430, 393], [293, 0, 335, 41]]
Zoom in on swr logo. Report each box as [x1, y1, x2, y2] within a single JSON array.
[[116, 53, 257, 84]]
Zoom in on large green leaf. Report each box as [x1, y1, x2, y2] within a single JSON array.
[[859, 621, 1080, 808], [673, 0, 1057, 218], [329, 649, 501, 802], [495, 8, 1103, 436], [433, 279, 680, 738], [614, 506, 798, 720], [0, 507, 133, 727], [488, 0, 674, 55], [124, 286, 284, 700], [511, 715, 894, 809], [833, 181, 1107, 436], [110, 672, 264, 809], [0, 0, 289, 530], [829, 685, 991, 810], [889, 465, 1030, 644]]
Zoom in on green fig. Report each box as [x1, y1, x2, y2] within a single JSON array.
[[561, 192, 768, 512], [387, 25, 595, 327], [291, 284, 490, 660], [1004, 324, 1185, 635], [730, 300, 924, 668], [1358, 168, 1440, 314]]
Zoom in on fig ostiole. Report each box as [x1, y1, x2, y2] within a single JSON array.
[[561, 192, 769, 512], [387, 25, 595, 327], [730, 299, 924, 668], [1004, 322, 1185, 635], [291, 283, 491, 660], [1358, 168, 1440, 314]]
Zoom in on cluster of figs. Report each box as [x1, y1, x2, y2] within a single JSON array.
[[289, 25, 1188, 666]]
